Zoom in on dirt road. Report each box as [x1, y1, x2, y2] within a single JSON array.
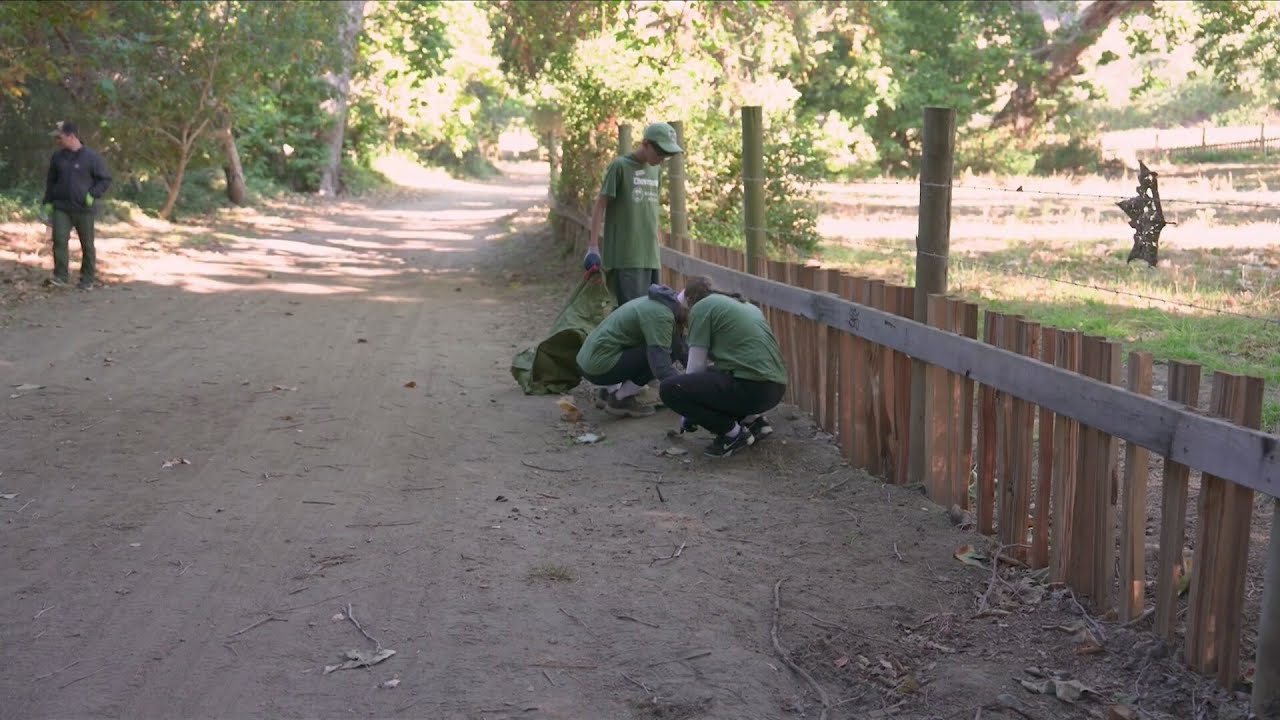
[[0, 167, 1245, 719]]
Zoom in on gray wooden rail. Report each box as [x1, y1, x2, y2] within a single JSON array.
[[654, 244, 1280, 497]]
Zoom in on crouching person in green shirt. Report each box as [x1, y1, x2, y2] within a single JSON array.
[[659, 277, 787, 458], [576, 285, 688, 418], [582, 122, 684, 307]]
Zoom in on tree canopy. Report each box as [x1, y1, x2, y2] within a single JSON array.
[[0, 0, 1273, 235]]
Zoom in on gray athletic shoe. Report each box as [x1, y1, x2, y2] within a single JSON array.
[[605, 394, 656, 418]]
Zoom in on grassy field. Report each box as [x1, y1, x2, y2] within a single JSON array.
[[812, 160, 1280, 431]]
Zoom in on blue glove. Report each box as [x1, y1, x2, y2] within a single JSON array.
[[583, 249, 601, 271]]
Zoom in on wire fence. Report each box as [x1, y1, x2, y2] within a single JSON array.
[[837, 179, 1280, 213], [685, 195, 1280, 327]]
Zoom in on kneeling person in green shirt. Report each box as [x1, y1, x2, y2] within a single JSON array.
[[659, 277, 787, 458], [576, 285, 688, 418], [583, 122, 683, 307]]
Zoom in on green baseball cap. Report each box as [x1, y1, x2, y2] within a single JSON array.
[[643, 122, 683, 155]]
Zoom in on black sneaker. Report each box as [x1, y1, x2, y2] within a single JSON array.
[[47, 276, 69, 288], [704, 428, 754, 457], [747, 416, 773, 441], [77, 279, 93, 290], [605, 394, 656, 418]]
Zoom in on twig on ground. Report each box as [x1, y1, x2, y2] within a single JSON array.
[[647, 650, 712, 667], [223, 643, 239, 657], [559, 607, 590, 632], [228, 616, 286, 638], [655, 484, 665, 502], [406, 426, 431, 439], [267, 423, 305, 431], [620, 672, 651, 693], [620, 462, 664, 474], [181, 510, 212, 519], [34, 604, 57, 620], [1123, 607, 1155, 628], [893, 543, 904, 562], [274, 581, 382, 613], [400, 485, 442, 492], [35, 659, 80, 680], [302, 500, 336, 505], [58, 666, 104, 689], [521, 460, 577, 473], [809, 478, 849, 499], [542, 669, 557, 686], [408, 453, 429, 460], [288, 585, 309, 595], [772, 579, 831, 720], [1067, 587, 1107, 642], [536, 492, 560, 500], [395, 544, 423, 557], [650, 541, 686, 566], [345, 603, 382, 651], [616, 614, 660, 629], [345, 520, 420, 528]]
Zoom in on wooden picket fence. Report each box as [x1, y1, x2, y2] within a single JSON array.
[[551, 204, 1279, 693]]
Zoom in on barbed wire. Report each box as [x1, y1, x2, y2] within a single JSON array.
[[826, 178, 1280, 212], [683, 215, 1280, 327]]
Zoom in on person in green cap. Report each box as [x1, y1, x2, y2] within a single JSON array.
[[41, 121, 111, 289], [659, 276, 787, 458], [583, 121, 683, 307]]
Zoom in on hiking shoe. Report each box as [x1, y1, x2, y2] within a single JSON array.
[[77, 279, 93, 290], [47, 276, 69, 288], [704, 429, 754, 458], [747, 416, 773, 441], [605, 394, 656, 418]]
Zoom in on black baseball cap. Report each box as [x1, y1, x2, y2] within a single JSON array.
[[50, 121, 77, 137]]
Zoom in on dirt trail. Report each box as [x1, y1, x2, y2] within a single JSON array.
[[0, 166, 1248, 720]]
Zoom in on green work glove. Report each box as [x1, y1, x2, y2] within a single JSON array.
[[85, 193, 94, 207]]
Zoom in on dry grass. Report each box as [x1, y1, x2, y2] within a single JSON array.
[[812, 161, 1280, 431]]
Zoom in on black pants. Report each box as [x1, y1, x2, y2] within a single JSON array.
[[578, 346, 654, 387], [52, 209, 96, 282], [659, 371, 786, 435]]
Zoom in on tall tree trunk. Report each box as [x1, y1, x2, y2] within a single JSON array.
[[318, 0, 366, 197], [219, 123, 247, 206], [993, 0, 1152, 135], [159, 150, 192, 220]]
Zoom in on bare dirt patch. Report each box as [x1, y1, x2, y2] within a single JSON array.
[[0, 165, 1256, 719]]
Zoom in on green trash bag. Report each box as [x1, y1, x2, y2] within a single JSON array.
[[511, 270, 615, 395]]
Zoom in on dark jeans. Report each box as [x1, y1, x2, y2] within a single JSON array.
[[52, 209, 96, 282], [579, 346, 654, 387], [606, 268, 660, 307], [659, 371, 786, 435]]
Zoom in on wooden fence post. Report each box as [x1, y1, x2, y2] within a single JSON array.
[[1154, 362, 1202, 641], [1187, 372, 1262, 685], [976, 312, 1001, 535], [909, 106, 956, 487], [1254, 499, 1280, 717], [1049, 331, 1081, 582], [1032, 327, 1058, 569], [1119, 352, 1154, 622], [742, 106, 765, 276]]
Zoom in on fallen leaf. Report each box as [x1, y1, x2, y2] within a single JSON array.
[[495, 495, 508, 502], [331, 613, 346, 622], [272, 385, 297, 392], [661, 446, 688, 457], [1052, 678, 1088, 703], [834, 656, 849, 668], [1020, 678, 1052, 695], [162, 458, 191, 468], [575, 433, 603, 445], [379, 677, 400, 689], [953, 544, 988, 567], [895, 675, 921, 695], [356, 338, 368, 344], [129, 542, 142, 548], [404, 381, 417, 389], [324, 647, 396, 674], [556, 396, 582, 423], [12, 383, 45, 392], [0, 493, 16, 500]]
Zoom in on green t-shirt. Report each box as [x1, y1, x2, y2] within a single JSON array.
[[688, 294, 787, 385], [599, 155, 660, 270], [576, 297, 675, 376]]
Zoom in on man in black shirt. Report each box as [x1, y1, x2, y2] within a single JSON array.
[[42, 121, 111, 289]]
